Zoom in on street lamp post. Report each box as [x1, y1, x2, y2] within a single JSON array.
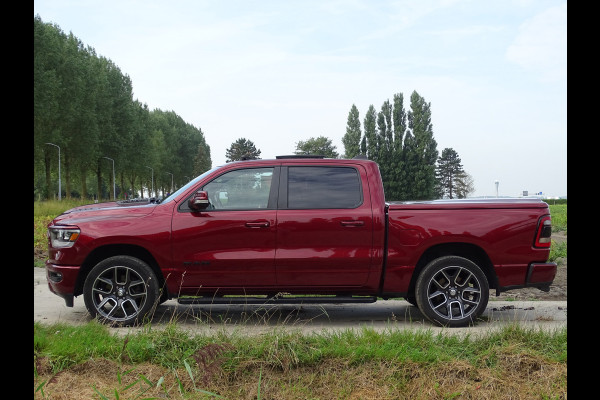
[[45, 142, 61, 201], [103, 157, 116, 201], [145, 166, 154, 198], [495, 180, 499, 198]]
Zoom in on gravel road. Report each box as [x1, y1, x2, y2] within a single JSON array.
[[34, 267, 566, 337]]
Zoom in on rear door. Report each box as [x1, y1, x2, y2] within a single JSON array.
[[275, 164, 374, 287]]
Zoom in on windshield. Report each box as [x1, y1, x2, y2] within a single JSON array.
[[159, 166, 220, 204]]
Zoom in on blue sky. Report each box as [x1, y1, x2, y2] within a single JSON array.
[[34, 0, 567, 198]]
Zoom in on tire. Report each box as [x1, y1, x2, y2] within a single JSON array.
[[415, 256, 489, 327], [404, 295, 417, 307], [83, 256, 160, 326]]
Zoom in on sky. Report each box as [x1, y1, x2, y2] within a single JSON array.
[[34, 0, 567, 198]]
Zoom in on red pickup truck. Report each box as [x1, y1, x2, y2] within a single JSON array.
[[45, 156, 556, 327]]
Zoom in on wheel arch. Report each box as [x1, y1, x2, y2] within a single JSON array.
[[406, 242, 498, 298], [74, 244, 166, 298]]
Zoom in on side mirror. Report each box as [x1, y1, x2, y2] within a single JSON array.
[[188, 190, 210, 211]]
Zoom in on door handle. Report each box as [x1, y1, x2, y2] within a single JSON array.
[[340, 220, 364, 227], [245, 221, 270, 228]]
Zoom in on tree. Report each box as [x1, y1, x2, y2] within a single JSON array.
[[342, 104, 362, 158], [389, 93, 407, 200], [363, 105, 377, 160], [226, 138, 261, 162], [348, 91, 438, 201], [407, 91, 438, 200], [295, 136, 339, 158], [435, 148, 464, 199], [455, 171, 475, 199], [33, 15, 212, 201]]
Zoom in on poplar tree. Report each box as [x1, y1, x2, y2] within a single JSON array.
[[34, 15, 211, 200], [346, 91, 439, 201], [407, 91, 438, 200], [363, 105, 378, 160], [342, 104, 362, 158]]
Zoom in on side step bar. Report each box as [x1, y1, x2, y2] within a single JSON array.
[[177, 296, 377, 305]]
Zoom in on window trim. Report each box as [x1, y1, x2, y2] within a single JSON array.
[[178, 166, 280, 212], [280, 165, 364, 210]]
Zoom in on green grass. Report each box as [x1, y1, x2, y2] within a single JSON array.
[[34, 321, 567, 399], [34, 200, 96, 267], [548, 204, 567, 233]]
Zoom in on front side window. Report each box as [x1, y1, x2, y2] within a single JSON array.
[[202, 167, 274, 210], [287, 166, 362, 209]]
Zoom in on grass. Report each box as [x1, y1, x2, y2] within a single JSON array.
[[34, 321, 567, 399], [34, 199, 94, 267], [548, 204, 567, 234]]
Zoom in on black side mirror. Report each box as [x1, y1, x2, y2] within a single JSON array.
[[188, 191, 210, 211]]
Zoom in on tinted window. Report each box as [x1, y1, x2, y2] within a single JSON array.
[[288, 166, 362, 209]]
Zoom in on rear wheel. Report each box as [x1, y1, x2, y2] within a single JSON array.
[[415, 256, 489, 327], [83, 256, 159, 326]]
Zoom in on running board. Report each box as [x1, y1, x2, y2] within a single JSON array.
[[177, 296, 377, 305]]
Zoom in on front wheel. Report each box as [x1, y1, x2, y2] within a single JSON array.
[[415, 256, 489, 327], [83, 256, 159, 326]]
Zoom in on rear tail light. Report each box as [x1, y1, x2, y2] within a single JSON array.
[[533, 215, 552, 248]]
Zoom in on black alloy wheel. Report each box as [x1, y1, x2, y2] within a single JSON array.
[[415, 256, 489, 327], [83, 256, 159, 326]]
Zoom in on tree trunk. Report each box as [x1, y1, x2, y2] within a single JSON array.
[[44, 151, 52, 200], [64, 152, 72, 200], [96, 160, 103, 201], [80, 165, 88, 200]]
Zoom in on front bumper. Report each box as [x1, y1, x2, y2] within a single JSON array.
[[45, 261, 81, 307]]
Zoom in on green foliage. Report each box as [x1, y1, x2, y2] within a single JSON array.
[[225, 138, 261, 162], [294, 136, 339, 158], [34, 15, 211, 201], [548, 204, 567, 233], [34, 322, 567, 369], [343, 91, 440, 201], [436, 148, 468, 199], [342, 104, 362, 158], [549, 241, 567, 263], [34, 321, 566, 399]]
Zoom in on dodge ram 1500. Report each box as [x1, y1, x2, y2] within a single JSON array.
[[46, 156, 556, 327]]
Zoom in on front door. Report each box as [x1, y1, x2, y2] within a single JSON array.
[[171, 167, 278, 290]]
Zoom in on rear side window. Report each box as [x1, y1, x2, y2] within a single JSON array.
[[287, 166, 362, 209]]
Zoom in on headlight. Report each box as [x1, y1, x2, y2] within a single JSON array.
[[48, 226, 80, 248]]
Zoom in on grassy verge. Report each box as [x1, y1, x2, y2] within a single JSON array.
[[34, 321, 566, 399]]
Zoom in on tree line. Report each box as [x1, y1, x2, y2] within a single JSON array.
[[342, 93, 473, 200], [34, 15, 471, 202], [34, 15, 211, 201], [225, 93, 474, 200]]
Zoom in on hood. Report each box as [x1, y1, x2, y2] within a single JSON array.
[[51, 199, 159, 225]]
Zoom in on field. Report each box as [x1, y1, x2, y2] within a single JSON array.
[[34, 201, 567, 399]]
